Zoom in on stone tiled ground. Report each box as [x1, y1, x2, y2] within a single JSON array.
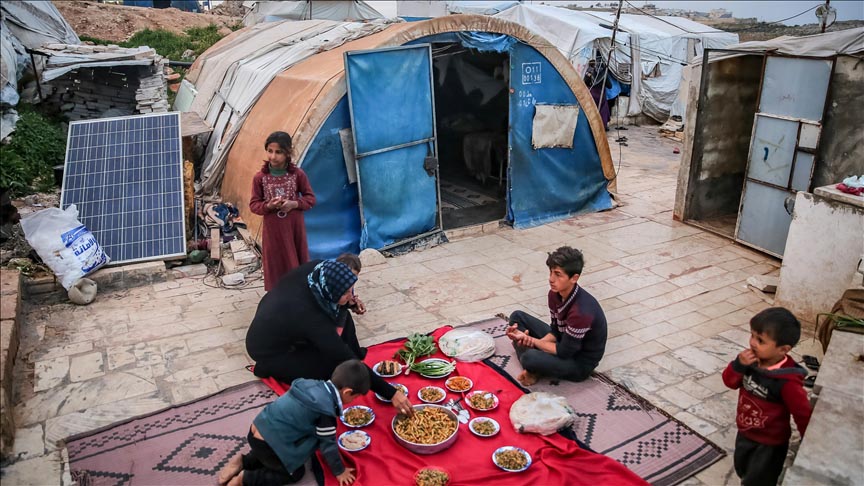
[[2, 127, 819, 484]]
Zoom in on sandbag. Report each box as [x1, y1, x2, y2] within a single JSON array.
[[438, 328, 495, 362], [509, 392, 575, 436], [21, 205, 109, 289]]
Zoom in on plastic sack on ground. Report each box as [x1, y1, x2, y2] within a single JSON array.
[[438, 328, 495, 362], [509, 392, 576, 436], [21, 205, 110, 289]]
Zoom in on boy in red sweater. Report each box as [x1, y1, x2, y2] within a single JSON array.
[[722, 307, 812, 486]]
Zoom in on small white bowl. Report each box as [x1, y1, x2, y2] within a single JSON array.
[[465, 390, 499, 411], [372, 360, 403, 378], [468, 417, 500, 438], [492, 446, 532, 472], [417, 386, 447, 404], [444, 376, 473, 393], [338, 430, 371, 452], [375, 383, 408, 402], [340, 405, 375, 428]]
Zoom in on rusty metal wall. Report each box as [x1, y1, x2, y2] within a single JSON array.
[[814, 55, 864, 188], [685, 54, 762, 223]]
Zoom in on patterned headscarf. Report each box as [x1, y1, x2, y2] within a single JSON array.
[[307, 260, 358, 319]]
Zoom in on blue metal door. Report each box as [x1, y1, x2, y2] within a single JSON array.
[[344, 44, 440, 250], [735, 56, 832, 257]]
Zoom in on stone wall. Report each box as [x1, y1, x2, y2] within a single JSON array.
[[0, 269, 21, 460], [41, 62, 168, 121]]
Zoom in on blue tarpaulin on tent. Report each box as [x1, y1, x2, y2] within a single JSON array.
[[299, 31, 612, 257], [123, 0, 199, 12], [345, 45, 439, 250], [303, 98, 361, 259]]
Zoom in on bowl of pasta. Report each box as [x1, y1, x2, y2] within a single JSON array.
[[391, 404, 459, 455]]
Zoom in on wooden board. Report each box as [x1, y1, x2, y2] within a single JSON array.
[[210, 227, 221, 260], [180, 111, 213, 138]]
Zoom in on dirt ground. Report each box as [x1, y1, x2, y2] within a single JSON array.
[[53, 1, 243, 42]]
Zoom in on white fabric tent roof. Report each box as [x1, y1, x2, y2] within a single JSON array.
[[494, 5, 738, 121], [0, 1, 79, 49], [717, 26, 864, 58], [677, 28, 864, 126], [182, 19, 396, 192], [242, 1, 383, 26], [397, 1, 519, 18]]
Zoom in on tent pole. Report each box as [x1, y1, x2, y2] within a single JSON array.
[[598, 1, 623, 118], [821, 0, 831, 33]]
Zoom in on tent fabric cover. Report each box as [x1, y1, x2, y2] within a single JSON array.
[[124, 0, 200, 12], [184, 19, 397, 194], [494, 5, 618, 76], [344, 45, 438, 249], [0, 1, 79, 50], [242, 0, 383, 26], [0, 26, 26, 109], [494, 5, 738, 121], [699, 26, 864, 61], [188, 16, 615, 251]]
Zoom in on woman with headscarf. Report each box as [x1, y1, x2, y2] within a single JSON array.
[[246, 260, 413, 415]]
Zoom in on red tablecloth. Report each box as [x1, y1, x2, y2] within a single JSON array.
[[262, 327, 647, 486]]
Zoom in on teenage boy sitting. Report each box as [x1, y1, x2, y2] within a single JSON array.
[[218, 359, 370, 486], [506, 246, 608, 386], [722, 307, 812, 486]]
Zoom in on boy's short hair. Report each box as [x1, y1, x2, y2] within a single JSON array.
[[331, 359, 370, 395], [546, 246, 584, 277], [750, 307, 801, 347], [336, 253, 362, 274]]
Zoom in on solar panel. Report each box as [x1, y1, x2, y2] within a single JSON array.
[[60, 112, 186, 265]]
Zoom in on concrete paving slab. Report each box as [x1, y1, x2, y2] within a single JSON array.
[[4, 126, 809, 485]]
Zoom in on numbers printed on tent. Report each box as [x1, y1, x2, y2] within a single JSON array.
[[517, 90, 536, 108], [521, 62, 541, 85]]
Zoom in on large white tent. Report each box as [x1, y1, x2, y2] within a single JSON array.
[[242, 1, 383, 26], [494, 5, 738, 121]]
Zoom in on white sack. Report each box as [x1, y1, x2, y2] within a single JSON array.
[[509, 392, 575, 435], [438, 328, 495, 362], [21, 205, 109, 290]]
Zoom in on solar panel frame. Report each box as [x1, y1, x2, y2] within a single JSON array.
[[60, 112, 187, 266]]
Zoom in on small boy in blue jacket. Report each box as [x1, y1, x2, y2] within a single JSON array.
[[218, 359, 369, 486]]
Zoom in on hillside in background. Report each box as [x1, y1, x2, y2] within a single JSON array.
[[721, 20, 864, 42]]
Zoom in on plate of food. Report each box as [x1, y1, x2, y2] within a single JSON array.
[[465, 390, 499, 411], [338, 430, 371, 452], [492, 446, 532, 472], [411, 358, 456, 379], [375, 383, 408, 403], [469, 417, 500, 437], [418, 385, 446, 404], [444, 376, 473, 393], [373, 359, 403, 378], [340, 405, 375, 427], [414, 466, 450, 486]]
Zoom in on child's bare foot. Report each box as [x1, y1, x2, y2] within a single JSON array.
[[217, 454, 242, 485], [517, 370, 539, 386], [227, 471, 244, 486]]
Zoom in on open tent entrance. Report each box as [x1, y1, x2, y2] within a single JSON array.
[[431, 43, 510, 230]]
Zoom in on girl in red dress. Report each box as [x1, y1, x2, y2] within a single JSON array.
[[250, 131, 316, 291]]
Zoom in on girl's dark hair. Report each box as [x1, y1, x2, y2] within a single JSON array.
[[265, 131, 292, 151]]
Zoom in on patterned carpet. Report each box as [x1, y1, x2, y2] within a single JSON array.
[[472, 317, 725, 486], [66, 381, 276, 486], [65, 321, 724, 486]]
